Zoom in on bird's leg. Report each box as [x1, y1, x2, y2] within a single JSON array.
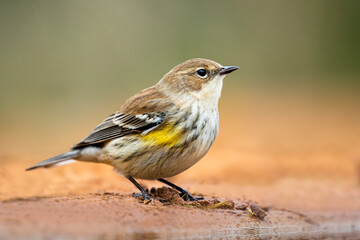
[[127, 176, 167, 203], [126, 176, 153, 201], [158, 178, 204, 201]]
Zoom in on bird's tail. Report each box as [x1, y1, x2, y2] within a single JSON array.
[[25, 150, 80, 171]]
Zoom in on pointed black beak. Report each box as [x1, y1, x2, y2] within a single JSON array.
[[219, 66, 239, 75]]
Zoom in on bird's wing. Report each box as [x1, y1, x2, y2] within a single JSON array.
[[72, 86, 174, 149], [72, 111, 166, 149]]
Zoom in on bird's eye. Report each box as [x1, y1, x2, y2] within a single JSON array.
[[196, 68, 208, 78]]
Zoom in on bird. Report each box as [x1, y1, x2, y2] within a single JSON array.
[[26, 58, 238, 201]]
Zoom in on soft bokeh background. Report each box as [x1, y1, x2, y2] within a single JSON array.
[[1, 0, 360, 199]]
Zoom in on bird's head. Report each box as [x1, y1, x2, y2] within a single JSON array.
[[159, 58, 238, 102]]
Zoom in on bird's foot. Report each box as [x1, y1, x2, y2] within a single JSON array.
[[180, 190, 204, 201], [133, 191, 166, 204]]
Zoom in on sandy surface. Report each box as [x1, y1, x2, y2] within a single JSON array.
[[1, 179, 359, 239], [1, 90, 360, 239]]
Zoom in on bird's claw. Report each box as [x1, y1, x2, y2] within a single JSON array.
[[180, 190, 204, 201], [133, 192, 166, 204]]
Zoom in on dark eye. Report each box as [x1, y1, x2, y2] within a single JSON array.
[[196, 68, 208, 78]]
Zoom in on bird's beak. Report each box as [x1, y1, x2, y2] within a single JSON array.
[[219, 66, 239, 75]]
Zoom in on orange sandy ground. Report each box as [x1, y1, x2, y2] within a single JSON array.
[[0, 90, 360, 238]]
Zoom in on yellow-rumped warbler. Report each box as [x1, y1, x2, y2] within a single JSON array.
[[26, 58, 238, 201]]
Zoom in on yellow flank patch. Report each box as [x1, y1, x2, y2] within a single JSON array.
[[140, 124, 183, 147]]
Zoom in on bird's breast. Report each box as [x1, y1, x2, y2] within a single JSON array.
[[174, 101, 219, 162]]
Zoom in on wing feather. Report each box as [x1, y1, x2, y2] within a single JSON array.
[[73, 112, 165, 149], [72, 86, 174, 149]]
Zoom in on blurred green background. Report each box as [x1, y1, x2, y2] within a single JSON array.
[[0, 0, 359, 156]]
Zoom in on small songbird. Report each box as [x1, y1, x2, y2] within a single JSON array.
[[26, 58, 238, 201]]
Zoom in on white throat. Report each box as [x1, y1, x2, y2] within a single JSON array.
[[191, 74, 224, 106], [160, 74, 225, 108]]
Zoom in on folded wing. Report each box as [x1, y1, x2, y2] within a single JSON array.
[[72, 112, 166, 149]]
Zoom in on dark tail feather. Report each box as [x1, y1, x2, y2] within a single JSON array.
[[26, 150, 81, 171]]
